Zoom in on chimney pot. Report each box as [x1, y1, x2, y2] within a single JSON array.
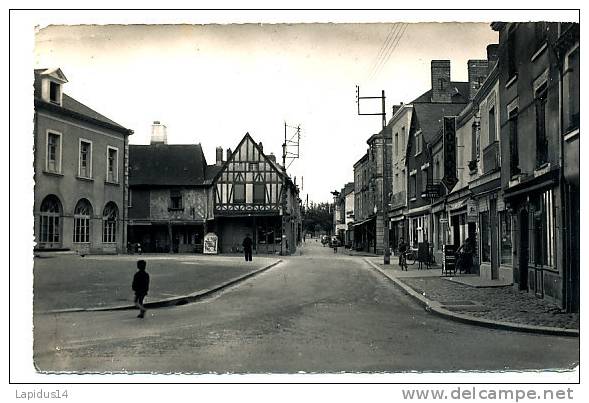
[[467, 59, 489, 100], [215, 146, 223, 166], [150, 121, 167, 145], [226, 148, 232, 161]]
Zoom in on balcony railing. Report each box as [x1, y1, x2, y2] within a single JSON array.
[[483, 141, 500, 174]]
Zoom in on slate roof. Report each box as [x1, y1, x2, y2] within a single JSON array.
[[411, 81, 470, 104], [412, 102, 467, 144], [34, 69, 130, 133], [129, 144, 208, 186]]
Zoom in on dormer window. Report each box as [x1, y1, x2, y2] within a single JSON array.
[[38, 68, 68, 106], [49, 81, 61, 104]]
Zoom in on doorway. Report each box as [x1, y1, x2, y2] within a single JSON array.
[[518, 208, 529, 291]]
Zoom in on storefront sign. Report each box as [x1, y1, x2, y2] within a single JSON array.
[[203, 232, 218, 254], [467, 199, 478, 223], [442, 116, 458, 192]]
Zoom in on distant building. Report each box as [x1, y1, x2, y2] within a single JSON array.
[[352, 152, 374, 252], [33, 68, 133, 254]]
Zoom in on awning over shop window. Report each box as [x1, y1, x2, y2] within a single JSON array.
[[448, 199, 468, 216]]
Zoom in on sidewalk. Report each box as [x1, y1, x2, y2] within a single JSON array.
[[364, 257, 579, 336], [34, 253, 281, 313]]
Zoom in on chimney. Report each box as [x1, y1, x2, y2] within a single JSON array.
[[392, 102, 403, 116], [268, 153, 276, 163], [258, 142, 263, 152], [150, 121, 168, 145], [226, 148, 232, 161], [431, 60, 451, 103], [467, 59, 489, 100], [486, 44, 499, 73], [215, 146, 223, 166]]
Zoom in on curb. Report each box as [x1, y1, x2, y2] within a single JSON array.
[[364, 259, 579, 338], [43, 259, 283, 314]]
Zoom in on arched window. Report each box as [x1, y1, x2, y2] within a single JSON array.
[[39, 195, 62, 244], [102, 202, 118, 243], [73, 199, 92, 243]]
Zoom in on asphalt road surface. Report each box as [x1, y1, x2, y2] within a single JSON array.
[[34, 241, 579, 373]]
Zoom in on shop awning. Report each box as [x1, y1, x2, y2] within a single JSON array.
[[352, 216, 376, 227], [448, 199, 468, 216]]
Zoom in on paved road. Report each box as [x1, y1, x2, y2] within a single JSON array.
[[34, 242, 579, 373]]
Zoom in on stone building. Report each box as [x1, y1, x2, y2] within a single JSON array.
[[33, 68, 133, 254], [388, 103, 412, 252], [492, 22, 579, 311], [352, 152, 374, 252], [127, 124, 212, 253]]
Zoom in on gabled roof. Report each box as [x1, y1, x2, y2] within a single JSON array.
[[411, 81, 470, 104], [411, 102, 467, 145], [212, 132, 296, 188], [129, 144, 207, 186], [34, 69, 131, 133]]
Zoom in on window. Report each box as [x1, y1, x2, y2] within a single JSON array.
[[528, 189, 555, 267], [249, 163, 259, 171], [488, 106, 496, 143], [234, 183, 245, 203], [394, 133, 399, 157], [415, 131, 422, 155], [49, 81, 61, 104], [128, 189, 133, 208], [480, 211, 491, 263], [535, 22, 547, 51], [39, 195, 61, 244], [102, 202, 118, 243], [253, 183, 265, 203], [471, 121, 480, 161], [421, 168, 428, 193], [46, 131, 61, 173], [535, 83, 548, 168], [563, 47, 579, 132], [410, 173, 417, 199], [499, 211, 512, 265], [508, 109, 520, 177], [73, 199, 92, 243], [107, 147, 118, 183], [78, 140, 92, 178], [507, 27, 517, 79], [170, 189, 183, 210]]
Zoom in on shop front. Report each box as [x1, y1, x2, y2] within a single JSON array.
[[352, 216, 376, 253]]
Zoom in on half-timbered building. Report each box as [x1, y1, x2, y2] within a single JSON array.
[[210, 133, 301, 255]]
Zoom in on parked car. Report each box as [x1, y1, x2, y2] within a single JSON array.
[[321, 235, 330, 246], [329, 236, 341, 248]]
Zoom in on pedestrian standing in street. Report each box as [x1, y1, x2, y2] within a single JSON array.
[[398, 237, 408, 271], [132, 260, 150, 318], [243, 234, 253, 262]]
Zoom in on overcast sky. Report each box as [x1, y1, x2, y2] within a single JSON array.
[[34, 23, 498, 203]]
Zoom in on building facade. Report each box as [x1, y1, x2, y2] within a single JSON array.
[[33, 68, 133, 254], [210, 133, 301, 255], [127, 128, 212, 253], [388, 104, 412, 252], [492, 22, 579, 310]]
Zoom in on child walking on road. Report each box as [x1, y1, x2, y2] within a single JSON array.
[[132, 260, 150, 318]]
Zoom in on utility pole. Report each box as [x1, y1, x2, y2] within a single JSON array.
[[356, 85, 391, 265], [281, 122, 302, 256]]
